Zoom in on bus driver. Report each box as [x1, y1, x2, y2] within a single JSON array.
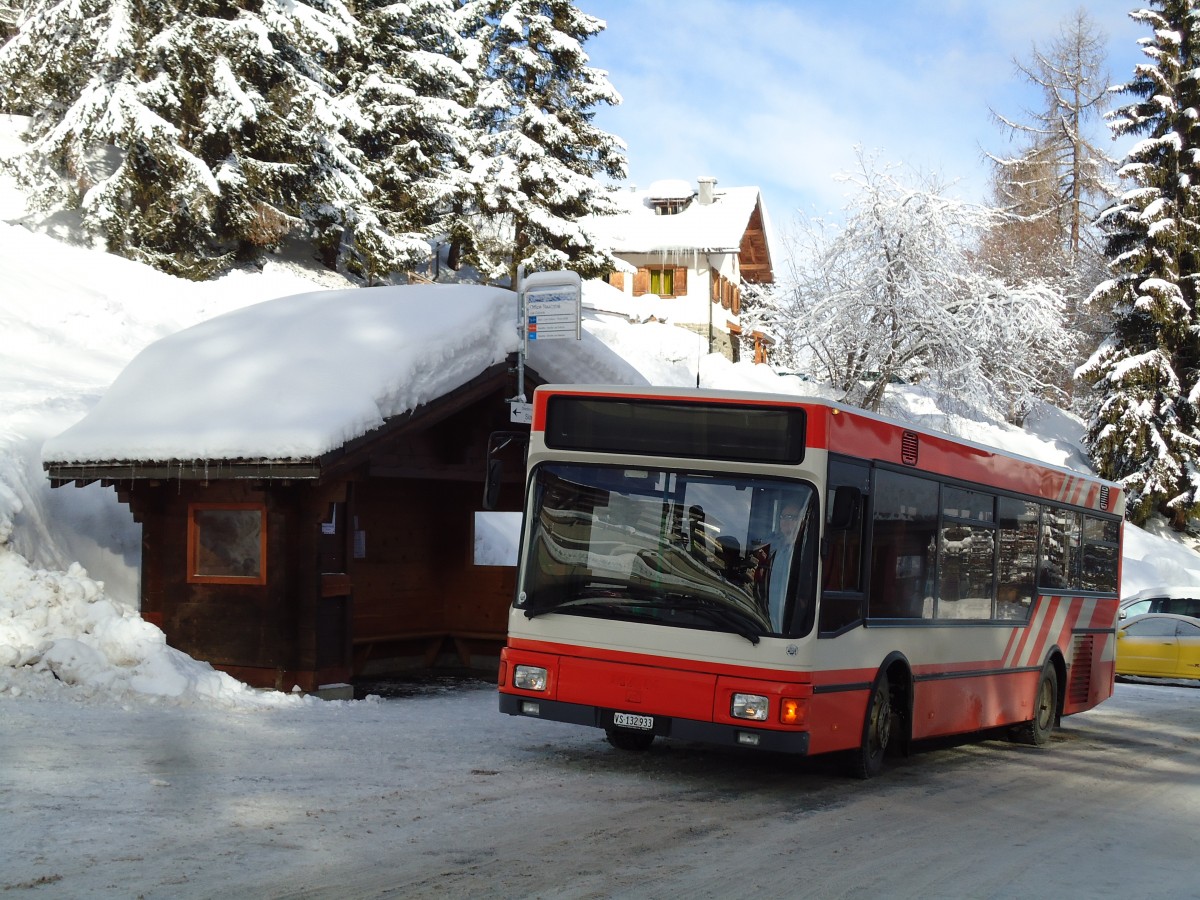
[[765, 498, 804, 630]]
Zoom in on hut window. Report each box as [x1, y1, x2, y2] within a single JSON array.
[[187, 503, 267, 585]]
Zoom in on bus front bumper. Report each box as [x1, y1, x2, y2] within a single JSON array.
[[499, 692, 812, 755]]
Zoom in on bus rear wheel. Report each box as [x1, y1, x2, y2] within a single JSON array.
[[1011, 662, 1058, 746], [850, 673, 892, 779], [605, 728, 655, 751]]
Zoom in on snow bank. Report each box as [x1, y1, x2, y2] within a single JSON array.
[[0, 543, 313, 707], [1122, 520, 1200, 591]]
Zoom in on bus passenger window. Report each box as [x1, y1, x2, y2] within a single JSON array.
[[936, 487, 996, 620], [1081, 515, 1120, 593], [1039, 508, 1081, 590], [869, 470, 937, 619], [996, 497, 1038, 620], [937, 522, 995, 619]]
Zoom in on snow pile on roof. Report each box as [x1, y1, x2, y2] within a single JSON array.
[[42, 283, 688, 465], [43, 284, 519, 463], [646, 178, 694, 199], [586, 182, 765, 253]]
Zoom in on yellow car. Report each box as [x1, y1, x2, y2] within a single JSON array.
[[1116, 613, 1200, 680]]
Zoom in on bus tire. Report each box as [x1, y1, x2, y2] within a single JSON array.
[[605, 728, 655, 751], [850, 673, 892, 779], [1011, 662, 1058, 746]]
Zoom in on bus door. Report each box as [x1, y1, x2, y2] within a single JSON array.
[[819, 457, 869, 636]]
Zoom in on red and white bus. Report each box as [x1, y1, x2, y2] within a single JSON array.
[[497, 385, 1124, 776]]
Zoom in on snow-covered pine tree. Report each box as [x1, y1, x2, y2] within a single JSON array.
[[1078, 1, 1200, 529], [0, 0, 21, 41], [0, 0, 391, 279], [457, 0, 625, 285], [169, 0, 376, 276], [347, 0, 473, 282], [0, 0, 224, 273]]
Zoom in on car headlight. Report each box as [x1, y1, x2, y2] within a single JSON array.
[[731, 692, 769, 721], [513, 665, 548, 692]]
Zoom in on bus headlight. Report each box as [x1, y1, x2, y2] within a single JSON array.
[[514, 665, 548, 692], [731, 693, 769, 721]]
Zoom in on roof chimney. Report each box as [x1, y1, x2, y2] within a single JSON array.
[[697, 176, 717, 205]]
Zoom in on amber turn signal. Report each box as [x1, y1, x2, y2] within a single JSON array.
[[780, 698, 804, 725]]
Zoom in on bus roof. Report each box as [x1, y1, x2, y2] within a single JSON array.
[[530, 384, 1123, 516]]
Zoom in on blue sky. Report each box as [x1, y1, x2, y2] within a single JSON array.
[[584, 1, 1149, 228]]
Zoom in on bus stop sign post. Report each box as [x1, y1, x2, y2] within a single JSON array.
[[510, 268, 582, 424]]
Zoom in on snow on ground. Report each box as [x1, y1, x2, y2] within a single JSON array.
[[2, 112, 1200, 715]]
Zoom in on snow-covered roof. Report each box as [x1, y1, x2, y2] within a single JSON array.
[[41, 283, 653, 466], [585, 182, 767, 254], [646, 179, 694, 200]]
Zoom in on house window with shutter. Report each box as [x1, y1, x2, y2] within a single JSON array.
[[634, 266, 688, 298], [712, 272, 738, 311], [187, 502, 268, 585]]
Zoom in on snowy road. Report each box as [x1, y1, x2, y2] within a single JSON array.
[[2, 678, 1198, 899]]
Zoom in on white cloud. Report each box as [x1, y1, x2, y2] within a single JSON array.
[[588, 0, 1149, 225]]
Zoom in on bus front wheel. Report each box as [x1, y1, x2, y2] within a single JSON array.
[[1011, 662, 1058, 746], [605, 728, 655, 751], [850, 673, 892, 779]]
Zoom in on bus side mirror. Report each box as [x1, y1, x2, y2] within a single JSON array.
[[828, 486, 860, 531], [484, 458, 504, 510], [483, 430, 529, 510]]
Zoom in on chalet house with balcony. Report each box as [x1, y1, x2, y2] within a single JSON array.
[[584, 177, 776, 363]]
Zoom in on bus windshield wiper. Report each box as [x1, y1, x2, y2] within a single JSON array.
[[525, 587, 763, 645], [520, 579, 633, 618], [661, 596, 763, 645]]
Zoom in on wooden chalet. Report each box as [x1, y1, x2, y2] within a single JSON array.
[[45, 359, 537, 695]]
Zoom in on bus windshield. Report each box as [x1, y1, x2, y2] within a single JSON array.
[[516, 463, 817, 640]]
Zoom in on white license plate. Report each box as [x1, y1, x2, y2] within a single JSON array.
[[613, 712, 654, 731]]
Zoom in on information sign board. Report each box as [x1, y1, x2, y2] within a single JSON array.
[[522, 271, 582, 348]]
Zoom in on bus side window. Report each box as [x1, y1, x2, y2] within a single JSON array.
[[996, 497, 1038, 620], [868, 469, 938, 619], [1039, 507, 1081, 590], [1081, 515, 1120, 593]]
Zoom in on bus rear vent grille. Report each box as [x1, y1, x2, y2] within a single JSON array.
[[1068, 635, 1095, 705], [901, 431, 919, 466]]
